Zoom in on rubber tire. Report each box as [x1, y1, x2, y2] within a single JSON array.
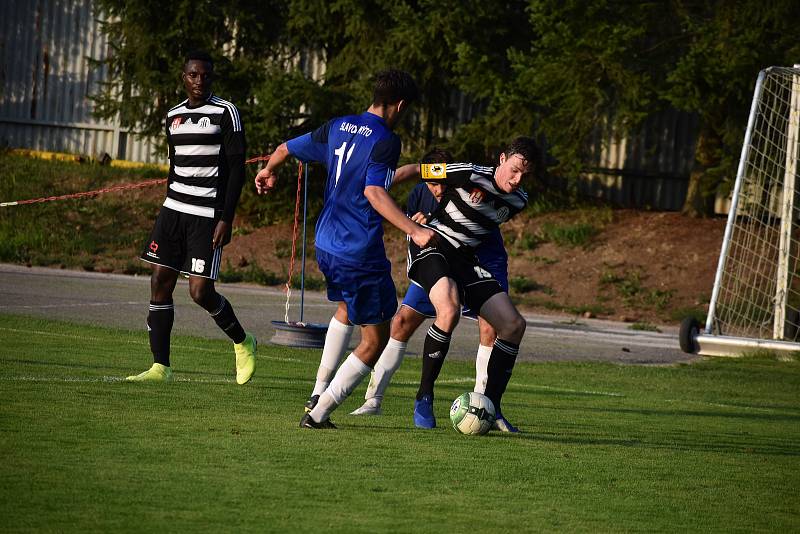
[[679, 317, 700, 354], [784, 308, 800, 341]]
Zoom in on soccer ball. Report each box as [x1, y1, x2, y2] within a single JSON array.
[[450, 392, 496, 435]]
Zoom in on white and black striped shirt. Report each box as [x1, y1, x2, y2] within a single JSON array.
[[421, 162, 528, 250], [163, 94, 245, 218]]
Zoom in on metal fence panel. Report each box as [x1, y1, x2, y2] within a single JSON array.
[[0, 0, 164, 164]]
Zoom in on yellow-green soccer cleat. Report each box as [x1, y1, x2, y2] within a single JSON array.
[[125, 363, 173, 382], [234, 333, 257, 385]]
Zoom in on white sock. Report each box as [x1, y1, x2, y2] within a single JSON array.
[[474, 344, 492, 394], [312, 317, 354, 396], [365, 337, 407, 402], [310, 353, 371, 422]]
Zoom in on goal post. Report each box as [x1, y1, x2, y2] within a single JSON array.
[[681, 66, 800, 356]]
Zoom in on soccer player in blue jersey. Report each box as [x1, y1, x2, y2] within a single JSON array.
[[254, 69, 436, 428], [349, 149, 517, 432]]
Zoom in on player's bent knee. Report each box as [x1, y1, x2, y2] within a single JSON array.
[[355, 337, 388, 366], [189, 284, 216, 308], [150, 268, 177, 300], [496, 312, 526, 342], [435, 304, 460, 331]]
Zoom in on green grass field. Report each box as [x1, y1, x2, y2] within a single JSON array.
[[1, 313, 799, 532]]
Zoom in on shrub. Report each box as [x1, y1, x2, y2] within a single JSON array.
[[540, 222, 598, 247]]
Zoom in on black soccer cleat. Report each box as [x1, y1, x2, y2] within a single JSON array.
[[304, 394, 320, 414], [300, 413, 337, 429]]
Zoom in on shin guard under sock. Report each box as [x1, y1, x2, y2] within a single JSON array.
[[148, 300, 174, 366], [416, 324, 452, 400]]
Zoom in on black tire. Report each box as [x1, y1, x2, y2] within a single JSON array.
[[679, 317, 700, 354], [784, 308, 800, 341]]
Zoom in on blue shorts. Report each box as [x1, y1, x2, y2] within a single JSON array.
[[402, 257, 509, 320], [316, 249, 397, 325], [401, 282, 436, 318]]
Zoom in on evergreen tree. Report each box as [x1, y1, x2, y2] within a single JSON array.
[[92, 0, 800, 217]]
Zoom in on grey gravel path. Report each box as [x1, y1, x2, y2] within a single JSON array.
[[0, 263, 696, 365]]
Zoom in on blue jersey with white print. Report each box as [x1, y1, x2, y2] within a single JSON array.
[[287, 112, 400, 264]]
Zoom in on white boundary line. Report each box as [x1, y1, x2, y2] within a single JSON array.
[[0, 301, 141, 310], [0, 374, 626, 397], [2, 377, 792, 415], [0, 326, 306, 364], [0, 375, 238, 384], [2, 327, 627, 395], [0, 375, 318, 386], [391, 376, 625, 397]]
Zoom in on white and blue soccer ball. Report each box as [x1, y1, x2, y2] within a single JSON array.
[[450, 392, 496, 435]]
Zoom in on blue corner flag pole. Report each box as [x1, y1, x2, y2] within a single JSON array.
[[299, 164, 309, 323]]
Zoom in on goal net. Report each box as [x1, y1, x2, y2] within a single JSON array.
[[692, 66, 800, 356]]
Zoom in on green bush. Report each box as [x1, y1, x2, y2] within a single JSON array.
[[509, 275, 541, 294], [540, 222, 598, 247]]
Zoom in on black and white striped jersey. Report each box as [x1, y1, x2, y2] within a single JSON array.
[[420, 162, 528, 250], [163, 94, 245, 218]]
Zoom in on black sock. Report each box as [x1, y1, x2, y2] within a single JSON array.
[[209, 294, 246, 344], [416, 324, 452, 400], [148, 300, 174, 367], [484, 338, 519, 416]]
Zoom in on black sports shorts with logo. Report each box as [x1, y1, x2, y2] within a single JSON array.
[[407, 236, 503, 315], [140, 206, 224, 280]]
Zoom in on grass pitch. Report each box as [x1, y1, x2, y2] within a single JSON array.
[[1, 314, 798, 532]]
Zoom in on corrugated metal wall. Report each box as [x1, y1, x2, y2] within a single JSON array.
[[0, 0, 164, 164], [1, 0, 704, 209], [579, 109, 698, 211]]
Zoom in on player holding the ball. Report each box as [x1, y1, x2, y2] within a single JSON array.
[[398, 137, 541, 432], [350, 148, 518, 432]]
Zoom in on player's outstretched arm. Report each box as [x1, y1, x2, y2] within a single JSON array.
[[392, 163, 421, 185], [255, 142, 290, 194], [364, 185, 436, 247]]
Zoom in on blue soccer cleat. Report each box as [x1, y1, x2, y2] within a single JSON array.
[[492, 412, 520, 433], [413, 395, 436, 429]]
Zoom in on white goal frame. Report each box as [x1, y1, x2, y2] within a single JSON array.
[[689, 65, 800, 356]]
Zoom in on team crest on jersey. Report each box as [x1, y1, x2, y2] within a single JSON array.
[[198, 117, 211, 128], [170, 117, 182, 131], [497, 206, 510, 221], [421, 163, 447, 180]]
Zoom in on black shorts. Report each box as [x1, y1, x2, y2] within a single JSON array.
[[140, 207, 223, 280], [407, 238, 503, 315]]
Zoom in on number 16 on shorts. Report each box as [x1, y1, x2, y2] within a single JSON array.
[[474, 265, 491, 279], [191, 258, 206, 274]]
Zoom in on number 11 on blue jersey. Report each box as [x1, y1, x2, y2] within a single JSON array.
[[334, 141, 356, 187]]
